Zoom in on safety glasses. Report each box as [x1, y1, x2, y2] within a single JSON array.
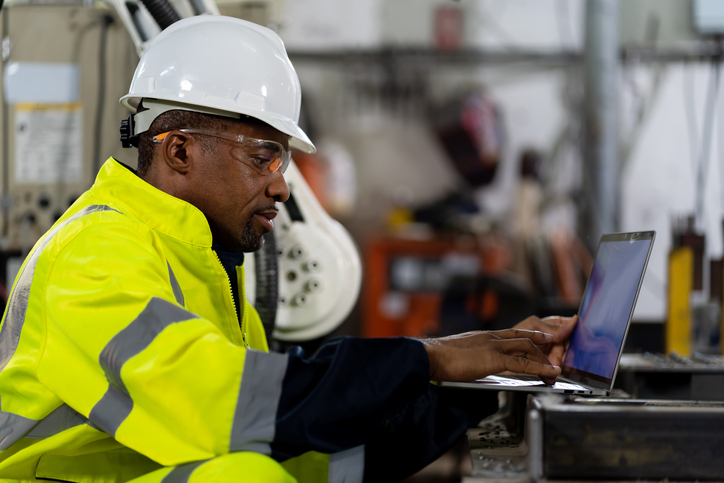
[[153, 129, 291, 176]]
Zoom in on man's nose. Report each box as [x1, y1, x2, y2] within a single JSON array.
[[267, 171, 290, 203]]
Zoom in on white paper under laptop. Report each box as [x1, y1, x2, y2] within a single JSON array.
[[440, 231, 656, 396]]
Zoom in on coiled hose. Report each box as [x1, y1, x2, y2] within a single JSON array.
[[139, 0, 180, 30], [254, 231, 279, 351]]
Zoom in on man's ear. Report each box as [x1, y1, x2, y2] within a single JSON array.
[[160, 130, 197, 175]]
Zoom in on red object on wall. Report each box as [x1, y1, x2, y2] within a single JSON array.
[[363, 237, 505, 339], [434, 5, 464, 50], [292, 150, 328, 211]]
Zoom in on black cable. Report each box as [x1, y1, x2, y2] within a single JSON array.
[[1, 8, 9, 241], [92, 15, 113, 177], [139, 0, 180, 31], [254, 231, 279, 351]]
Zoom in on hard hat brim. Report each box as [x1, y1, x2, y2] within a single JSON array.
[[121, 94, 316, 154]]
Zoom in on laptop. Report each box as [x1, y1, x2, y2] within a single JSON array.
[[440, 231, 656, 396]]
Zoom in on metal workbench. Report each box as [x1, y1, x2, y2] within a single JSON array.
[[464, 391, 724, 482]]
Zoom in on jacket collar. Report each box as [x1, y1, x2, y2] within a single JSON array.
[[91, 158, 214, 247]]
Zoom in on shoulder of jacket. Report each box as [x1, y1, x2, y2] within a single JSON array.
[[45, 205, 156, 258]]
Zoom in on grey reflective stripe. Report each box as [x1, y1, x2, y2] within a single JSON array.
[[0, 410, 37, 450], [98, 297, 198, 393], [167, 262, 185, 306], [90, 297, 199, 436], [1, 404, 88, 449], [25, 404, 86, 439], [229, 349, 288, 453], [1, 401, 91, 450], [0, 205, 121, 372], [88, 385, 133, 437], [329, 445, 365, 483], [0, 205, 120, 450], [161, 460, 207, 483]]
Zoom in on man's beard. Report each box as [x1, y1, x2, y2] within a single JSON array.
[[239, 220, 265, 252]]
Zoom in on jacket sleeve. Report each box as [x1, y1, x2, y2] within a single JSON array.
[[272, 337, 431, 460], [362, 384, 499, 482], [38, 221, 431, 467]]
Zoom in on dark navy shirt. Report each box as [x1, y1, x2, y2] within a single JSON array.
[[214, 247, 244, 326]]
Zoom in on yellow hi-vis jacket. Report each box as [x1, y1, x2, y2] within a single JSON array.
[[0, 159, 354, 482]]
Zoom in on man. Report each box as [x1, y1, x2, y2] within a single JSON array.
[[0, 16, 575, 483]]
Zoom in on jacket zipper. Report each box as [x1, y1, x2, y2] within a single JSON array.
[[213, 252, 248, 348]]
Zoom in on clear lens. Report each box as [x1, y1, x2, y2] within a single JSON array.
[[153, 129, 290, 176], [234, 139, 288, 174]]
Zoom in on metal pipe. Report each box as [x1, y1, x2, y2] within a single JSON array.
[[581, 0, 620, 251], [288, 48, 582, 66]]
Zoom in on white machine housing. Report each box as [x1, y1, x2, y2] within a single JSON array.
[[104, 0, 220, 55], [245, 161, 362, 342]]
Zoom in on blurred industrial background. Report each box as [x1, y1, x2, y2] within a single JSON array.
[[4, 0, 724, 480]]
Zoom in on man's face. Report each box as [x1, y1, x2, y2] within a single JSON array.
[[188, 120, 290, 251]]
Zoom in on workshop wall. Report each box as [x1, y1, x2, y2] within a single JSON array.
[[274, 0, 724, 324], [2, 0, 721, 326], [278, 0, 582, 238]]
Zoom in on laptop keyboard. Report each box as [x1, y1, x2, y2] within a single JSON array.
[[483, 374, 590, 391]]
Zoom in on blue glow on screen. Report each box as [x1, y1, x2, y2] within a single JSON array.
[[563, 239, 651, 379]]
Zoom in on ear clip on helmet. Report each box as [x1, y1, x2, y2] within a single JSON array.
[[120, 114, 139, 148]]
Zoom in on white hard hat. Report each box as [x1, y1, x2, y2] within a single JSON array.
[[120, 15, 315, 153]]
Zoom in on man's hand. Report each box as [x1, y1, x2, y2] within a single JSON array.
[[421, 329, 562, 385], [513, 315, 578, 366]]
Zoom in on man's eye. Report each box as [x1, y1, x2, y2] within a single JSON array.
[[252, 157, 273, 167]]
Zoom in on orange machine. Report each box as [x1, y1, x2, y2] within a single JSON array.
[[363, 236, 510, 338]]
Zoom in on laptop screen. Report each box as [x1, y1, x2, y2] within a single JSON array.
[[562, 232, 655, 387]]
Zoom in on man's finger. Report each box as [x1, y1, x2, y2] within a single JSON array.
[[521, 315, 577, 340], [494, 337, 562, 383], [548, 315, 578, 343], [493, 337, 553, 364], [548, 343, 567, 367], [492, 328, 554, 344], [502, 353, 561, 380]]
